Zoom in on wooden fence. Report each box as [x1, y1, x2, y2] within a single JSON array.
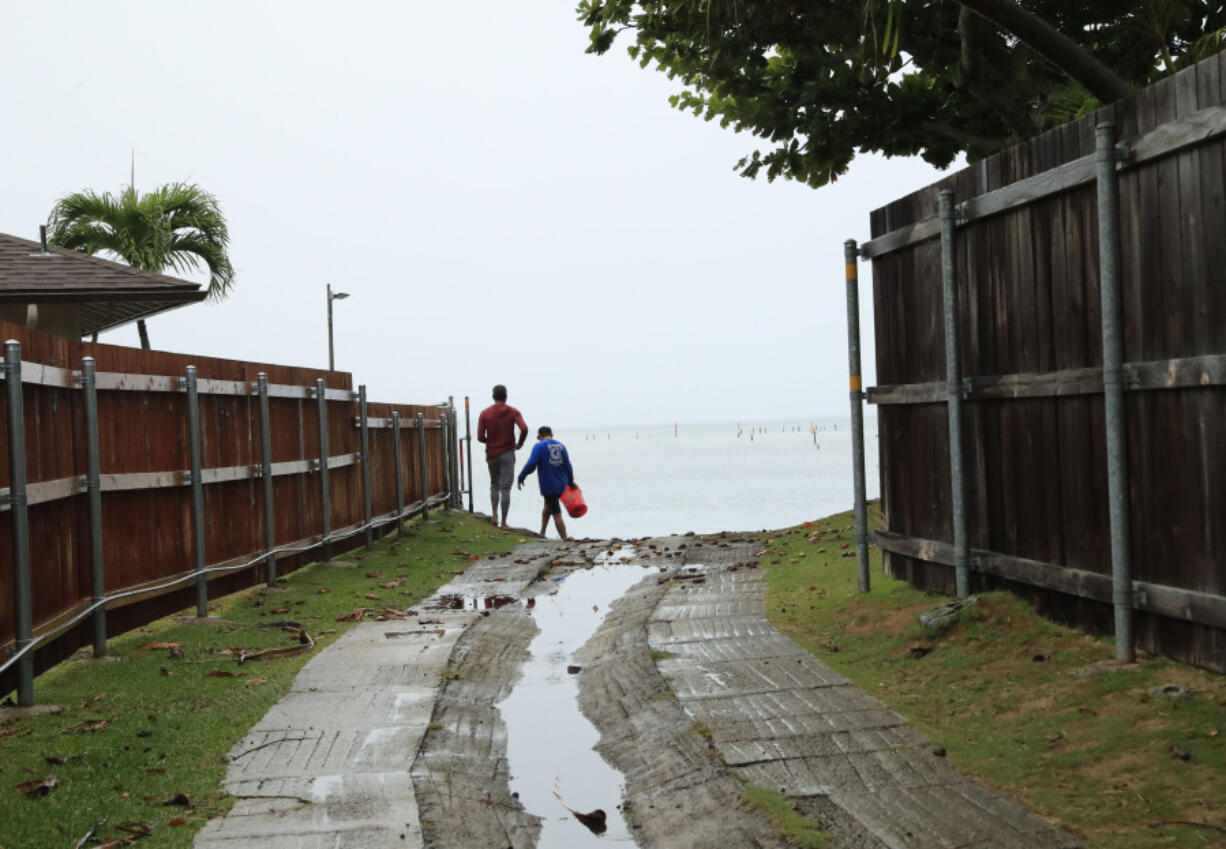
[[1, 323, 460, 697], [863, 53, 1226, 671]]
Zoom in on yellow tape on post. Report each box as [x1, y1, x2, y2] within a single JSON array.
[[850, 376, 862, 392], [845, 263, 857, 280]]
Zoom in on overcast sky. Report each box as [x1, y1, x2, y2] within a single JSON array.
[[0, 1, 954, 429]]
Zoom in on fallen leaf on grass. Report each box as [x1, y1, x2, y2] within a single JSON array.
[[13, 777, 57, 797], [365, 570, 383, 578], [167, 818, 187, 827], [379, 580, 403, 589], [159, 667, 173, 677], [363, 593, 381, 600], [77, 717, 117, 733], [162, 792, 192, 807], [315, 588, 331, 594], [244, 678, 268, 687], [106, 822, 154, 846], [270, 607, 290, 614], [145, 768, 165, 775], [140, 642, 181, 651], [336, 608, 367, 622], [206, 670, 235, 678]]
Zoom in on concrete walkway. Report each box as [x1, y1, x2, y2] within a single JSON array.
[[196, 534, 1080, 849]]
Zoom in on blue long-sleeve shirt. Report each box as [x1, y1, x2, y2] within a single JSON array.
[[517, 438, 574, 495]]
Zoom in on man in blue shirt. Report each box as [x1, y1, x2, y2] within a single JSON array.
[[516, 426, 576, 540]]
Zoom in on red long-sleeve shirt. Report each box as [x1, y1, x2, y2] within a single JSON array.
[[476, 403, 527, 459]]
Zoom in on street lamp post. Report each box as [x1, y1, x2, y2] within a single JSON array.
[[326, 283, 350, 371]]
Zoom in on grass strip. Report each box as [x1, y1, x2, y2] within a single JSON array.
[[760, 505, 1226, 849], [741, 784, 830, 848], [0, 511, 523, 849]]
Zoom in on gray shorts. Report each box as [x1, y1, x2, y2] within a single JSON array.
[[487, 452, 515, 490]]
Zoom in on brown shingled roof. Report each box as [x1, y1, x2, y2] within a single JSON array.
[[0, 231, 207, 335]]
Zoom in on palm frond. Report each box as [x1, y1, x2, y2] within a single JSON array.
[[46, 181, 235, 298]]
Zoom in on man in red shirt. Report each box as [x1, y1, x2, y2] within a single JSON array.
[[476, 384, 528, 528]]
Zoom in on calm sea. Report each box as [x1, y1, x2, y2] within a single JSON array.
[[465, 417, 879, 539]]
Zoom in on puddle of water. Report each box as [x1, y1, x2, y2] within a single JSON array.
[[431, 593, 519, 611], [497, 551, 655, 848]]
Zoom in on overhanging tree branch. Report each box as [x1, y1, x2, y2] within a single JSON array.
[[958, 0, 1134, 102]]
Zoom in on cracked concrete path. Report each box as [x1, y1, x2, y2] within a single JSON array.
[[623, 538, 1081, 849], [196, 532, 1080, 849], [193, 543, 557, 849]]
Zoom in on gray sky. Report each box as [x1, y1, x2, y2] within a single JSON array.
[[0, 1, 953, 428]]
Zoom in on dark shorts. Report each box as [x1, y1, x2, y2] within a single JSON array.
[[542, 493, 562, 515]]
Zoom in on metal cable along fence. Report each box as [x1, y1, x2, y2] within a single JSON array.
[[1, 340, 469, 706]]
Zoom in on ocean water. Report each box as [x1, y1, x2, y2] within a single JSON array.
[[465, 417, 879, 539]]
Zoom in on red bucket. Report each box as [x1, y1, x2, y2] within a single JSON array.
[[560, 485, 587, 518]]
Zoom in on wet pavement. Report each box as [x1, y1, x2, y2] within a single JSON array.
[[195, 532, 1080, 849]]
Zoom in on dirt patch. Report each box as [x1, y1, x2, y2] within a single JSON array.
[[843, 604, 916, 636]]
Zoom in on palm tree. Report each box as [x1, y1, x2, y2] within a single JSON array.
[[47, 182, 235, 349]]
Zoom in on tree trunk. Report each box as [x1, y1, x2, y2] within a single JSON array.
[[959, 0, 1134, 103], [137, 319, 150, 351]]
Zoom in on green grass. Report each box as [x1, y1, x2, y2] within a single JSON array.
[[741, 785, 830, 848], [0, 511, 521, 849], [760, 505, 1226, 849]]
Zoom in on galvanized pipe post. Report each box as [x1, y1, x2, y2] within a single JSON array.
[[82, 357, 107, 655], [257, 374, 276, 586], [843, 241, 871, 593], [939, 189, 970, 598], [449, 397, 460, 509], [464, 395, 474, 513], [392, 411, 405, 536], [1097, 121, 1135, 663], [359, 385, 373, 550], [185, 366, 208, 617], [416, 412, 429, 521], [440, 412, 451, 509], [449, 398, 461, 509], [5, 341, 35, 705], [316, 379, 332, 561]]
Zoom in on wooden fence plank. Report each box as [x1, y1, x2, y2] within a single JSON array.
[[866, 54, 1226, 671], [0, 323, 453, 691]]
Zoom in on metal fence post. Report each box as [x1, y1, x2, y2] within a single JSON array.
[[5, 341, 35, 705], [464, 395, 474, 513], [317, 379, 332, 562], [939, 189, 970, 598], [417, 412, 429, 521], [82, 357, 107, 655], [450, 398, 461, 509], [257, 373, 276, 586], [440, 412, 451, 508], [392, 411, 405, 536], [185, 366, 208, 617], [843, 241, 871, 593], [359, 385, 373, 550], [1097, 120, 1135, 663]]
